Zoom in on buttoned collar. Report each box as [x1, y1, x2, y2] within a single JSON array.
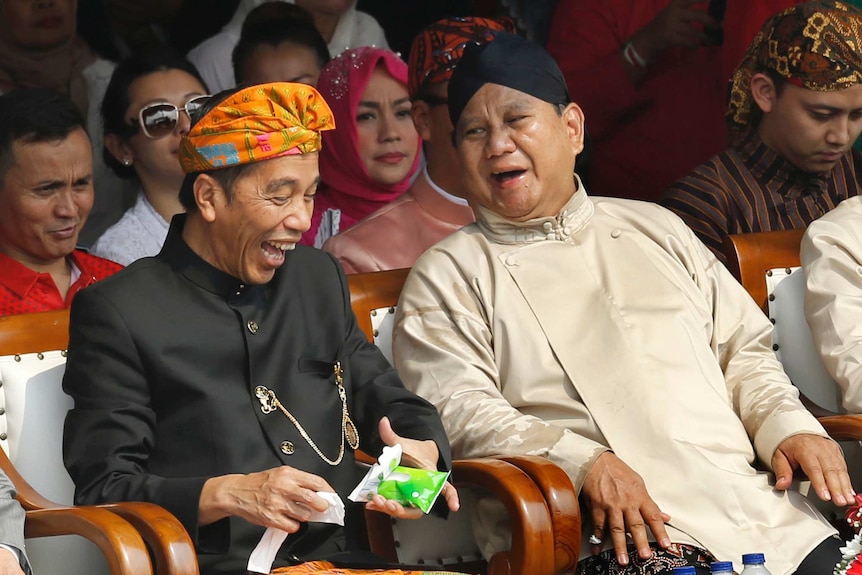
[[738, 130, 830, 199], [475, 176, 593, 245]]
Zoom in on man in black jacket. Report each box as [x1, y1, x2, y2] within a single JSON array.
[[62, 82, 458, 575]]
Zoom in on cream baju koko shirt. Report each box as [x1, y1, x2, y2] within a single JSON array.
[[393, 184, 835, 575], [802, 195, 862, 412]]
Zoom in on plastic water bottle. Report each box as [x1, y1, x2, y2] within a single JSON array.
[[672, 568, 696, 575], [711, 561, 734, 573], [740, 553, 773, 574]]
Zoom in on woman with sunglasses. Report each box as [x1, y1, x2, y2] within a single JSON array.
[[300, 47, 421, 248], [90, 52, 209, 265]]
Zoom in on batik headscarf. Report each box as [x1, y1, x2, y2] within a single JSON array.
[[179, 82, 335, 173], [407, 16, 516, 99], [727, 0, 862, 146], [302, 47, 420, 245]]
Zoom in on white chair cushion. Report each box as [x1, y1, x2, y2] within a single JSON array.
[[766, 267, 843, 413], [371, 305, 396, 364]]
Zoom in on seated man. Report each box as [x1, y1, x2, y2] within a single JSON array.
[[393, 32, 849, 574], [661, 1, 862, 265], [62, 82, 458, 575], [321, 16, 512, 273], [801, 195, 862, 412], [0, 88, 122, 316]]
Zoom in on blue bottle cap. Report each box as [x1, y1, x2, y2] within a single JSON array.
[[672, 568, 696, 575], [711, 561, 734, 572], [742, 553, 765, 564]]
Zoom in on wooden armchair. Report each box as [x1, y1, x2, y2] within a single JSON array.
[[0, 310, 198, 575], [347, 268, 580, 575], [722, 230, 862, 438]]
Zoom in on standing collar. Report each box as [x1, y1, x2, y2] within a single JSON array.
[[158, 214, 264, 299], [737, 130, 830, 198], [475, 176, 593, 245]]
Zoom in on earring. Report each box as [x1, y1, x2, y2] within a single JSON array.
[[122, 158, 132, 167]]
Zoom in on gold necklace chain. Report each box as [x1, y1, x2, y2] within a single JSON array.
[[254, 361, 359, 466]]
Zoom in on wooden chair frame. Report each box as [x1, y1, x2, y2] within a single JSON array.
[[348, 268, 581, 575], [722, 231, 862, 437], [0, 310, 198, 575]]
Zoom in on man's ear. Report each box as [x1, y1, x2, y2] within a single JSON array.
[[104, 133, 134, 166], [193, 174, 222, 223], [562, 103, 585, 156], [751, 73, 778, 114], [411, 101, 433, 142]]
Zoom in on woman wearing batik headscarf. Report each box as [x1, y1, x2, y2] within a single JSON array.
[[301, 47, 421, 248]]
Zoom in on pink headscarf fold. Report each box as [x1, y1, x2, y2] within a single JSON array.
[[302, 46, 420, 246]]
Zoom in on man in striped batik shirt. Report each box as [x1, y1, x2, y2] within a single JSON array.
[[661, 1, 862, 265]]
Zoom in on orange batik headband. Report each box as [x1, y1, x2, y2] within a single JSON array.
[[179, 82, 336, 174]]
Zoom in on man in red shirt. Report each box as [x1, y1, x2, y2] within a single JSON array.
[[0, 88, 121, 316]]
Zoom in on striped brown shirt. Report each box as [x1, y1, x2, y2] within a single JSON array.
[[660, 132, 862, 264]]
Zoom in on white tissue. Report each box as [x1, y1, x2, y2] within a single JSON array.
[[246, 491, 345, 574]]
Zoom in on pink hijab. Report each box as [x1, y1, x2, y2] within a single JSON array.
[[301, 46, 421, 247]]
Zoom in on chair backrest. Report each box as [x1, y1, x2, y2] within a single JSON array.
[[722, 229, 805, 313], [766, 267, 842, 413], [722, 230, 842, 412], [347, 268, 409, 363], [0, 309, 110, 575], [347, 268, 488, 568]]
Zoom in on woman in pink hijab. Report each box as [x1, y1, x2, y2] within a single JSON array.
[[302, 46, 421, 247]]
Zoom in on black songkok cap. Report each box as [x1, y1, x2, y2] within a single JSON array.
[[448, 32, 571, 127]]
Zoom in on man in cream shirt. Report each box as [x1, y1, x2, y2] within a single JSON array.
[[393, 32, 849, 575]]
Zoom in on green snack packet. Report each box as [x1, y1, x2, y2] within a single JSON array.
[[377, 465, 450, 514]]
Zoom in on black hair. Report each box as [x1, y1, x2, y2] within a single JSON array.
[[232, 18, 330, 85], [0, 88, 87, 180], [101, 51, 208, 179], [178, 87, 258, 212]]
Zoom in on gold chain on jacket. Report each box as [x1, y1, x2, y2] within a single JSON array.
[[254, 361, 359, 466]]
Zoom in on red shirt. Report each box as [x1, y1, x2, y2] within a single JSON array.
[[0, 250, 123, 316]]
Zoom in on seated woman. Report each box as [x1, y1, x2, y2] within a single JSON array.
[[91, 53, 209, 265], [301, 47, 420, 248]]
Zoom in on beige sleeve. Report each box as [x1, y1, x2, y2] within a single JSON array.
[[392, 258, 608, 492], [801, 210, 862, 412], [675, 217, 828, 467]]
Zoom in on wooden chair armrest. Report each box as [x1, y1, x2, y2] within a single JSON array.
[[500, 455, 580, 574], [24, 506, 152, 575], [453, 457, 555, 575], [818, 414, 862, 442], [100, 502, 198, 575]]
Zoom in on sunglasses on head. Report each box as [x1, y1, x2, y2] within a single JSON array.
[[132, 95, 211, 139]]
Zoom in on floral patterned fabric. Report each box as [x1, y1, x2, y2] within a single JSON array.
[[179, 82, 335, 173], [576, 543, 717, 575], [270, 560, 467, 575]]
